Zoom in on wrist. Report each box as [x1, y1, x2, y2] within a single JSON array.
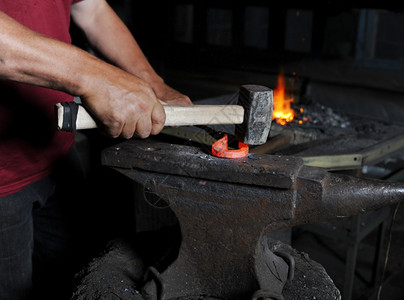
[[141, 69, 164, 86]]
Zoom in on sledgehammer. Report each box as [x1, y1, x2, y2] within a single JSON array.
[[55, 85, 273, 145]]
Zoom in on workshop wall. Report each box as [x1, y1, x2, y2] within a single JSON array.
[[107, 2, 403, 72]]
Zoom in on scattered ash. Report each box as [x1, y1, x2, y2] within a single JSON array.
[[269, 100, 354, 140], [271, 99, 398, 142], [291, 100, 395, 137], [350, 119, 389, 136], [270, 99, 404, 157], [290, 100, 351, 130]]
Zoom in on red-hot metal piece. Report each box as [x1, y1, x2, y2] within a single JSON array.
[[212, 134, 249, 159]]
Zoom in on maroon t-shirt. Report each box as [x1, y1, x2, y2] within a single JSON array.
[[0, 0, 83, 196]]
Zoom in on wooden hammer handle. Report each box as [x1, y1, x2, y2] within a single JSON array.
[[55, 102, 244, 131]]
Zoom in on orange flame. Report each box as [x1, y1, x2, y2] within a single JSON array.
[[273, 72, 295, 125]]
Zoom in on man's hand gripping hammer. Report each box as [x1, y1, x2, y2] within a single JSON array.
[[55, 85, 273, 157]]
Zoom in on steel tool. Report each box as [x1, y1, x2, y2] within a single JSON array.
[[101, 139, 404, 299]]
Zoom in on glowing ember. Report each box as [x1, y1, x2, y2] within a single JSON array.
[[273, 71, 295, 125]]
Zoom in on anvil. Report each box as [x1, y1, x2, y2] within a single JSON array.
[[101, 139, 404, 299]]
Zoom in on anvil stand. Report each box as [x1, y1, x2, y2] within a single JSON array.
[[101, 139, 301, 300]]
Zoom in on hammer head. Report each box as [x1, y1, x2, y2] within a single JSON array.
[[235, 85, 273, 145]]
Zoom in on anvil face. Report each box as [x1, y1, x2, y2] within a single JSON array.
[[101, 138, 304, 189]]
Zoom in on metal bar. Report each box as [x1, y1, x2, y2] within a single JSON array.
[[302, 153, 363, 170], [300, 134, 404, 170]]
